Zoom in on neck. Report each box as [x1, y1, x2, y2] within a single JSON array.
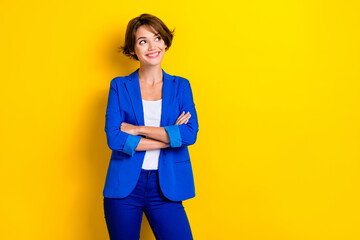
[[138, 65, 163, 85]]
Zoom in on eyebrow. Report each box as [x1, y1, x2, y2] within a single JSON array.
[[136, 32, 160, 41]]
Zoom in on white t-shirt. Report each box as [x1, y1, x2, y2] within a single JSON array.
[[141, 99, 162, 170]]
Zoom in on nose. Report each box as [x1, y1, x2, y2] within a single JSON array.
[[148, 40, 156, 50]]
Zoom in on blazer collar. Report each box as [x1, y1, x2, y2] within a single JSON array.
[[124, 68, 176, 127]]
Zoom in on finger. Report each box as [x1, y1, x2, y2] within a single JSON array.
[[176, 117, 187, 124], [175, 112, 191, 125], [177, 112, 186, 120], [175, 115, 186, 124], [180, 113, 191, 122], [178, 117, 189, 125], [184, 113, 191, 119], [175, 112, 184, 123], [178, 112, 190, 121], [175, 118, 185, 125], [176, 118, 186, 125], [179, 117, 191, 125]]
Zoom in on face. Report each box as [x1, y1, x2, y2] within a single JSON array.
[[130, 25, 167, 66]]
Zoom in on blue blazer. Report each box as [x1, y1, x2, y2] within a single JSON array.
[[103, 68, 199, 201]]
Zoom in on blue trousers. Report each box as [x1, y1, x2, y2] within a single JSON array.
[[103, 169, 193, 240]]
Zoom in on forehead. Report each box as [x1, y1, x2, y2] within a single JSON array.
[[135, 25, 158, 37]]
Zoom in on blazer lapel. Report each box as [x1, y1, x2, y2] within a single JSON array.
[[124, 68, 176, 127], [160, 68, 176, 127]]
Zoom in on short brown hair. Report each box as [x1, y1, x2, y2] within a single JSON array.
[[119, 13, 175, 61]]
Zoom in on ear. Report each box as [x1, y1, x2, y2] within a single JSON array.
[[130, 51, 135, 55]]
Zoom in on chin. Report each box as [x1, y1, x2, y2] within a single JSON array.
[[144, 59, 164, 66]]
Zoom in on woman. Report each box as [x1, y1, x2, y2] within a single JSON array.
[[103, 13, 199, 240]]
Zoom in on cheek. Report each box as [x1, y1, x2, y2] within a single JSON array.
[[135, 45, 145, 54], [161, 42, 167, 49]]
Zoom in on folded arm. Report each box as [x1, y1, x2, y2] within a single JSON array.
[[163, 79, 199, 148], [135, 136, 170, 151], [137, 111, 191, 144], [105, 78, 198, 157], [105, 79, 143, 157], [167, 79, 199, 147], [138, 126, 170, 144], [125, 79, 198, 149]]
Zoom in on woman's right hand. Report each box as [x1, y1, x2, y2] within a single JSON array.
[[175, 111, 191, 125]]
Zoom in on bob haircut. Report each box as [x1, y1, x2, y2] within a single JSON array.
[[119, 13, 175, 61]]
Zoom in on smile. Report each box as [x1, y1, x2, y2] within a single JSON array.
[[146, 51, 160, 58]]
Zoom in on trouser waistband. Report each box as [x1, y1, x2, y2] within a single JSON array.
[[141, 169, 158, 174]]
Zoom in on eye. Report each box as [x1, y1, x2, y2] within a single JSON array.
[[155, 36, 161, 41], [139, 40, 145, 44]]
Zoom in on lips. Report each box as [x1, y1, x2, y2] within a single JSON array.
[[146, 51, 160, 58]]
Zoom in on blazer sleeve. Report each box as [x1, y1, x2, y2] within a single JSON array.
[[164, 79, 199, 147], [104, 78, 141, 156]]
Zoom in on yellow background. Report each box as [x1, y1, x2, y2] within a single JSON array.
[[1, 0, 359, 239]]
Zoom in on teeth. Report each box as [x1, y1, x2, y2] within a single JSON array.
[[147, 52, 159, 56]]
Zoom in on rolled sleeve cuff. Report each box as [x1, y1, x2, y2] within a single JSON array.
[[164, 125, 182, 148], [123, 134, 141, 156]]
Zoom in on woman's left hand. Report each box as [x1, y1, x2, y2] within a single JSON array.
[[120, 122, 139, 135]]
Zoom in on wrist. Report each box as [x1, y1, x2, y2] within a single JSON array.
[[138, 126, 146, 136]]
